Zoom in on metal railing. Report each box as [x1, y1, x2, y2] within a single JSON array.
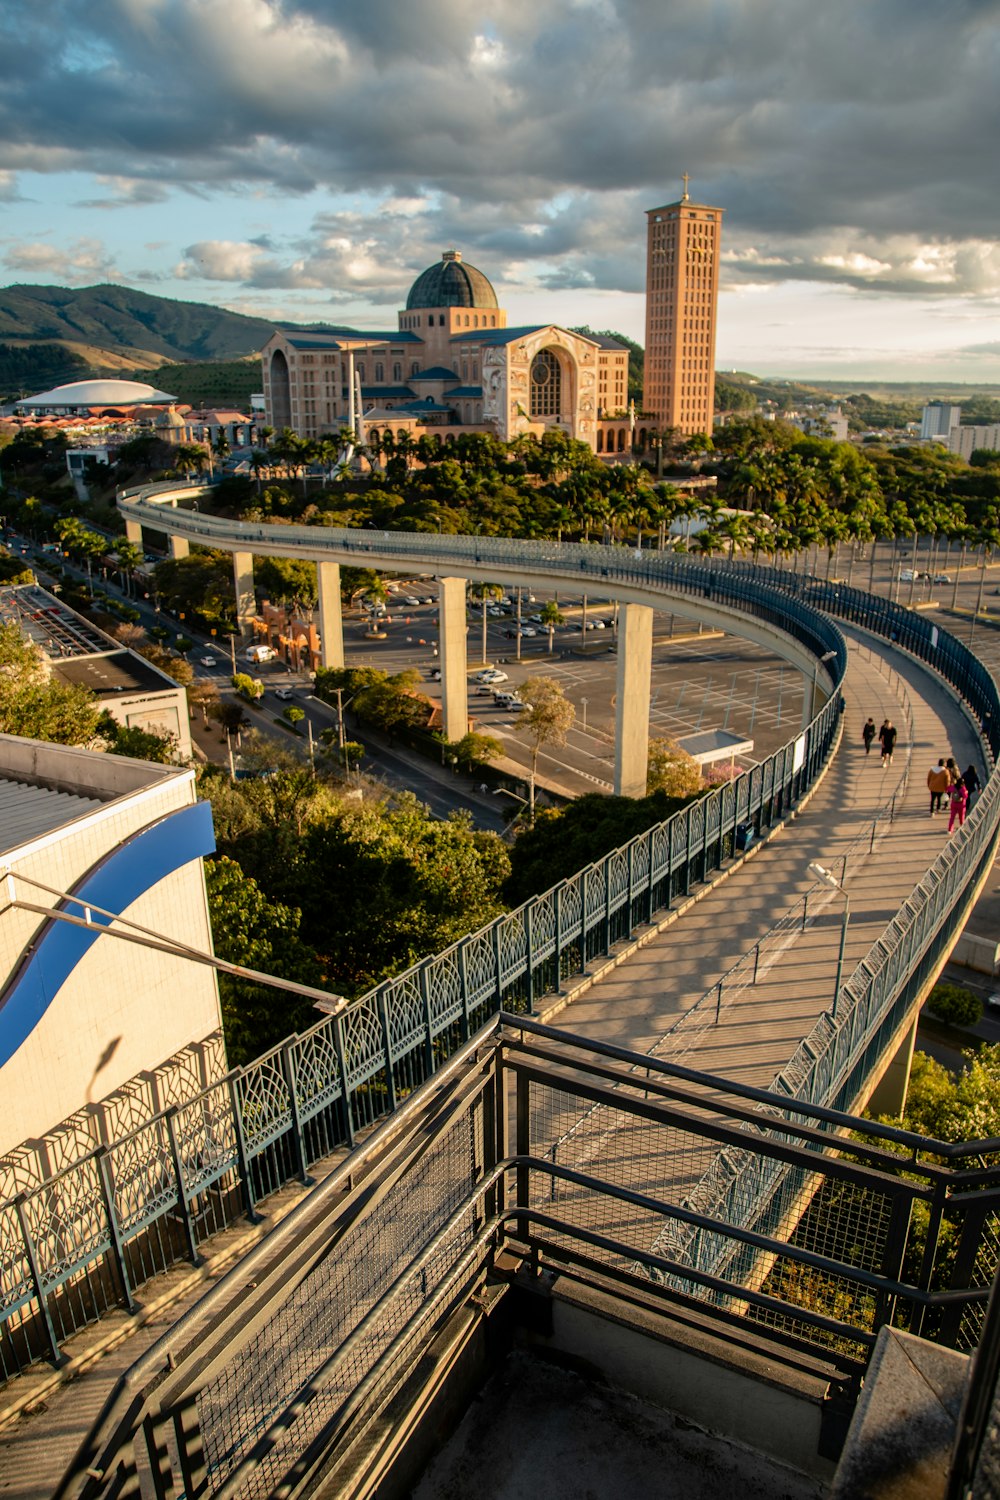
[[0, 544, 848, 1380], [56, 1017, 1000, 1500], [4, 520, 999, 1383]]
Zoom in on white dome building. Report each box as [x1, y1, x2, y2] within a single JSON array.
[[16, 378, 178, 410]]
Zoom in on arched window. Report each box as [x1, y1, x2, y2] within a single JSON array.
[[617, 428, 626, 452], [269, 349, 291, 430], [393, 362, 401, 381], [357, 363, 366, 381], [411, 361, 419, 376], [375, 363, 384, 382], [530, 349, 561, 419], [597, 429, 604, 453], [472, 360, 478, 379]]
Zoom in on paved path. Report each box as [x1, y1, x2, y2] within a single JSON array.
[[0, 626, 986, 1499], [541, 628, 982, 1096]]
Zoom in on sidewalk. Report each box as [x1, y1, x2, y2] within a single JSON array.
[[540, 627, 983, 1100]]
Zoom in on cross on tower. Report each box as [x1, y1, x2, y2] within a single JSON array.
[[681, 173, 690, 201]]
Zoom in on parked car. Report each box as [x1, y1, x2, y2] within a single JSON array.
[[493, 690, 523, 709], [403, 596, 422, 607], [475, 668, 508, 684], [245, 644, 278, 663], [898, 568, 916, 582], [519, 626, 537, 637], [427, 668, 442, 681], [933, 573, 952, 584]]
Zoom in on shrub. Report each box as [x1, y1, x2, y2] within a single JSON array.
[[926, 983, 983, 1029]]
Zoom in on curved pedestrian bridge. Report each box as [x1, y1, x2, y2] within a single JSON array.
[[0, 492, 997, 1440]]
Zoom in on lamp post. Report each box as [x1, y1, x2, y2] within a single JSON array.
[[811, 649, 837, 716], [581, 696, 589, 733], [808, 861, 849, 1021]]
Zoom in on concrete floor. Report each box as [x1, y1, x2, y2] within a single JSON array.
[[412, 1349, 827, 1500]]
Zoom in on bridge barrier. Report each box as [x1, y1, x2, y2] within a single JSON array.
[[54, 1017, 1000, 1500], [4, 516, 998, 1379], [0, 543, 846, 1379]]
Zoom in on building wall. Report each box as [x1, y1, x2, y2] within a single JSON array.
[[644, 195, 723, 437], [0, 748, 221, 1154], [949, 423, 1000, 460], [921, 403, 963, 440]]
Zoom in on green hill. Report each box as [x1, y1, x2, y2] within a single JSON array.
[[0, 283, 279, 364]]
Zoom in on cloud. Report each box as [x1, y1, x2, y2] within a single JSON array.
[[0, 0, 998, 313], [75, 175, 169, 209], [1, 236, 120, 283]]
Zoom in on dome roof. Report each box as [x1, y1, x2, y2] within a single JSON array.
[[16, 379, 178, 408], [406, 250, 498, 310], [155, 405, 186, 428]]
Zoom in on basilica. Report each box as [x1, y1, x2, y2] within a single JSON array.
[[260, 250, 630, 454]]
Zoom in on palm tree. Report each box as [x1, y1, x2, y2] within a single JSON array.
[[540, 600, 564, 654]]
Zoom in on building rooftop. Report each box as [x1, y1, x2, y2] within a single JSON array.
[[0, 775, 104, 856], [53, 651, 175, 697], [405, 250, 498, 311]]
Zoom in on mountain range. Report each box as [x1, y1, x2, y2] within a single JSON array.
[[0, 283, 285, 373]]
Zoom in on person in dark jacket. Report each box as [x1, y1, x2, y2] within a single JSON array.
[[963, 763, 982, 806], [878, 719, 897, 767], [862, 717, 876, 755]]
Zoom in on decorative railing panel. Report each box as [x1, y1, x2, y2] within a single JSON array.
[[5, 523, 999, 1380]]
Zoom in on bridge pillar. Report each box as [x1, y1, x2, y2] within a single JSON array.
[[317, 561, 345, 669], [233, 551, 256, 638], [866, 1014, 919, 1121], [614, 603, 654, 798], [124, 518, 143, 547], [169, 535, 189, 560], [438, 576, 469, 744]]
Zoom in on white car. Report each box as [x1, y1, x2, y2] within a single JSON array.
[[274, 687, 294, 701], [475, 668, 508, 684], [404, 596, 422, 607], [199, 655, 217, 668], [493, 689, 523, 708], [898, 568, 916, 582]]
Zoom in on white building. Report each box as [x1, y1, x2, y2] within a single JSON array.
[[0, 584, 193, 758], [948, 424, 1000, 462], [0, 735, 222, 1163], [920, 402, 962, 440]]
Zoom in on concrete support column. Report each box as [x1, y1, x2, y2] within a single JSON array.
[[169, 535, 190, 560], [866, 1014, 919, 1121], [233, 550, 256, 638], [614, 603, 654, 798], [124, 518, 143, 547], [438, 575, 469, 744], [317, 560, 345, 670]]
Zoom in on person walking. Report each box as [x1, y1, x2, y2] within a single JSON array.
[[878, 719, 897, 767], [927, 758, 950, 815], [963, 763, 982, 807], [862, 717, 876, 755], [948, 777, 969, 833], [946, 756, 960, 787]]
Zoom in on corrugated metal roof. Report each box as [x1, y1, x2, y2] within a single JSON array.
[[0, 777, 103, 856]]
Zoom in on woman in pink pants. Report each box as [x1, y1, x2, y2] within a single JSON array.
[[948, 778, 969, 833]]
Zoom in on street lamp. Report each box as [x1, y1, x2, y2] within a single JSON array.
[[808, 861, 849, 1021], [811, 649, 837, 714], [581, 696, 588, 733]]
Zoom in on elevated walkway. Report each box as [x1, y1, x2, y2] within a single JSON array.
[[545, 626, 986, 1110]]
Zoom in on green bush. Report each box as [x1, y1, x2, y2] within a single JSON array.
[[926, 983, 983, 1029]]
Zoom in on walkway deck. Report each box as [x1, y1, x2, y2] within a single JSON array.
[[0, 626, 987, 1500]]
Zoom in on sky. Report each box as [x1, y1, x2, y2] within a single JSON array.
[[1, 0, 999, 384]]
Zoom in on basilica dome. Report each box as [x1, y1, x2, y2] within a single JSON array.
[[406, 250, 498, 310]]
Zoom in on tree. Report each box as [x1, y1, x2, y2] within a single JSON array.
[[515, 677, 575, 819], [0, 623, 101, 744], [95, 715, 182, 764], [451, 731, 504, 773], [284, 705, 306, 728], [204, 856, 324, 1066], [893, 1048, 1000, 1146], [646, 737, 704, 797], [925, 983, 984, 1029], [540, 600, 564, 654], [232, 672, 264, 702]]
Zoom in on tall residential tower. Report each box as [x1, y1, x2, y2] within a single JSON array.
[[643, 179, 723, 437]]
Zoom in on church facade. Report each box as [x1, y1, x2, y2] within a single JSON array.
[[260, 250, 629, 454]]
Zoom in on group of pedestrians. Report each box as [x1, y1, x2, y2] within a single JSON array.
[[926, 755, 980, 831], [861, 716, 897, 767], [862, 715, 981, 833]]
